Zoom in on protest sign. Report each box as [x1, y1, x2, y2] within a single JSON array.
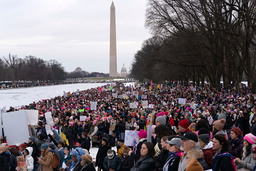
[[147, 124, 152, 142], [129, 102, 138, 109], [112, 93, 117, 98], [80, 116, 87, 122], [25, 110, 38, 125], [17, 156, 26, 171], [124, 130, 139, 147], [178, 98, 186, 105], [45, 124, 53, 135], [149, 104, 155, 109], [142, 101, 148, 109], [3, 111, 29, 145], [141, 95, 147, 100], [45, 112, 54, 127], [79, 109, 85, 113], [90, 102, 97, 110]]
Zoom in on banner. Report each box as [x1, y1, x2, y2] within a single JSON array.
[[124, 130, 139, 147], [90, 102, 97, 110], [178, 98, 186, 105], [45, 112, 54, 127]]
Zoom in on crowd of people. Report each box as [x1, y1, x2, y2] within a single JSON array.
[[1, 82, 256, 171]]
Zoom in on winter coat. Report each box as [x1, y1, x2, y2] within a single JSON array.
[[9, 154, 18, 171], [73, 162, 96, 171], [236, 148, 255, 170], [40, 148, 54, 171], [80, 137, 91, 151], [116, 121, 125, 133], [122, 155, 134, 171], [212, 151, 235, 171], [58, 148, 64, 169], [28, 142, 39, 164], [96, 145, 111, 168], [25, 147, 34, 171], [103, 153, 122, 171], [163, 152, 181, 171], [0, 147, 10, 171], [60, 153, 72, 169], [202, 141, 215, 167], [89, 125, 98, 143], [117, 144, 124, 157], [229, 136, 244, 158], [197, 157, 210, 170], [137, 119, 146, 130], [178, 146, 201, 171], [130, 156, 156, 171], [156, 149, 169, 170]]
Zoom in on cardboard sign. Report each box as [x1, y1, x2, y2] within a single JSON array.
[[142, 101, 148, 109], [129, 102, 138, 109], [178, 98, 186, 105], [90, 102, 97, 110]]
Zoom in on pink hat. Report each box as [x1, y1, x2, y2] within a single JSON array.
[[156, 111, 165, 117], [138, 130, 147, 139], [93, 120, 97, 125], [69, 122, 73, 126], [244, 133, 256, 144]]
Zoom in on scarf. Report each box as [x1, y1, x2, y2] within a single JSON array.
[[213, 152, 237, 171], [163, 152, 179, 171]]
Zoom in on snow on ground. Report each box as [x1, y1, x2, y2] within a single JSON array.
[[0, 83, 106, 109]]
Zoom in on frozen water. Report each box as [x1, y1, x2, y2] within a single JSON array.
[[0, 83, 106, 109]]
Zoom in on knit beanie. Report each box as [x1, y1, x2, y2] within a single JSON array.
[[244, 133, 256, 144], [199, 134, 210, 145], [186, 158, 204, 171], [231, 127, 242, 137], [138, 129, 147, 139], [179, 119, 189, 129], [156, 111, 165, 117], [41, 143, 49, 150], [156, 115, 166, 125], [123, 145, 130, 154], [213, 119, 226, 131], [198, 128, 210, 135]]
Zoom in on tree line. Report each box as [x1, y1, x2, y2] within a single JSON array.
[[0, 54, 66, 82], [131, 0, 256, 92]]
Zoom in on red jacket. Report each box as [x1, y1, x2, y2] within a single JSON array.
[[202, 148, 215, 167]]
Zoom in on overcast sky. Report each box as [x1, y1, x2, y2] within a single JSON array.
[[0, 0, 151, 73]]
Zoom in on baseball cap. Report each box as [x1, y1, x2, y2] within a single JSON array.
[[180, 132, 198, 142], [166, 138, 182, 147]]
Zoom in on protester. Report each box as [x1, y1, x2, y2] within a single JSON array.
[[103, 149, 122, 171], [74, 154, 96, 171], [117, 139, 124, 157], [130, 129, 147, 161], [59, 146, 72, 171], [0, 145, 10, 171], [185, 150, 204, 171], [235, 133, 256, 170], [212, 135, 236, 171], [156, 136, 170, 171], [229, 127, 244, 158], [9, 147, 19, 171], [38, 143, 54, 171], [95, 137, 111, 171], [130, 142, 156, 171], [24, 147, 34, 171], [121, 145, 134, 171], [163, 137, 182, 171]]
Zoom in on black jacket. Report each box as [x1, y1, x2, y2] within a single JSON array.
[[80, 137, 91, 151], [0, 151, 10, 171], [212, 152, 234, 171], [96, 145, 111, 168], [197, 157, 210, 170], [122, 155, 134, 171], [130, 156, 156, 171], [156, 150, 169, 170]]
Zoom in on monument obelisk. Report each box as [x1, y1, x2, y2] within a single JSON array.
[[109, 1, 117, 77]]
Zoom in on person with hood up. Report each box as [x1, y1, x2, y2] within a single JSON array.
[[103, 149, 122, 171], [96, 137, 111, 171], [24, 147, 34, 171], [198, 128, 215, 167], [28, 136, 39, 171], [121, 145, 134, 171]]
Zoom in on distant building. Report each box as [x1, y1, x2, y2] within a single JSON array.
[[74, 67, 83, 72], [120, 64, 127, 77]]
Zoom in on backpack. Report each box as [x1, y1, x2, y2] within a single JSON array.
[[51, 152, 60, 169]]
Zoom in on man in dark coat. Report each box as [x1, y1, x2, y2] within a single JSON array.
[[0, 146, 10, 171], [96, 138, 111, 171], [103, 150, 122, 171]]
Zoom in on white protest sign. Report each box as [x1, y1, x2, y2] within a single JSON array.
[[122, 94, 128, 99], [45, 125, 54, 135], [118, 95, 123, 99], [125, 130, 139, 146], [142, 101, 148, 109], [3, 111, 29, 145], [45, 112, 54, 127], [80, 116, 87, 122], [141, 95, 147, 100], [112, 93, 117, 98], [129, 102, 138, 109], [90, 102, 97, 110], [162, 101, 167, 106], [149, 104, 155, 109], [178, 98, 186, 105], [25, 110, 38, 125], [132, 91, 138, 98]]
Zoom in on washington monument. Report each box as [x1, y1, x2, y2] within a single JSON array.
[[109, 1, 117, 77]]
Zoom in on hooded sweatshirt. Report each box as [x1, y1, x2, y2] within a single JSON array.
[[25, 147, 34, 171]]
